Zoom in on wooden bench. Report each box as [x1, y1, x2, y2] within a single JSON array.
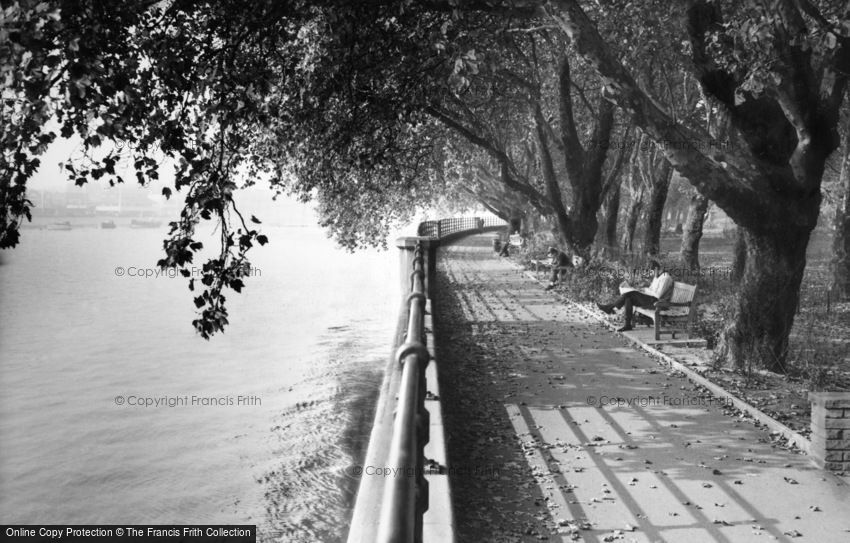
[[634, 282, 698, 340], [532, 259, 571, 283], [498, 234, 525, 257]]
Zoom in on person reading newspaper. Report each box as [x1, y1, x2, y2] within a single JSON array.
[[596, 260, 673, 332]]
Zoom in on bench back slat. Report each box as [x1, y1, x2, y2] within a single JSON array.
[[670, 282, 696, 304]]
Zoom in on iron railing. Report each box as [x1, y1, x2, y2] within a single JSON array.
[[377, 241, 431, 543], [349, 218, 505, 543], [417, 216, 504, 239]]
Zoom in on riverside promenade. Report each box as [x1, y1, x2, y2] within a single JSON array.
[[432, 234, 850, 543]]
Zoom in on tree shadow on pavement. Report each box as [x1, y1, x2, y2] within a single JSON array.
[[432, 237, 850, 543]]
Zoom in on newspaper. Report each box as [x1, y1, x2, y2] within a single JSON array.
[[618, 281, 644, 296]]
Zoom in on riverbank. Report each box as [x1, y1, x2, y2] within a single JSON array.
[[433, 234, 850, 542]]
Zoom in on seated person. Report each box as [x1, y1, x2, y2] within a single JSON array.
[[517, 234, 528, 250], [543, 247, 572, 290], [596, 259, 673, 332], [499, 233, 526, 257]]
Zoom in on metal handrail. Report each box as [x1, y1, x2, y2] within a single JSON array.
[[377, 242, 430, 543], [417, 216, 505, 239], [350, 217, 507, 543]]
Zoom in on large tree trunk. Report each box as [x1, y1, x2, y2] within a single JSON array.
[[521, 210, 542, 236], [642, 159, 672, 256], [546, 0, 846, 373], [831, 126, 850, 299], [534, 107, 575, 252], [603, 183, 620, 251], [565, 104, 616, 258], [717, 226, 811, 373], [731, 226, 746, 285], [553, 56, 616, 258], [621, 186, 644, 254], [680, 193, 709, 269]]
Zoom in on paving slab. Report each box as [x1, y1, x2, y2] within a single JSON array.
[[433, 235, 850, 543]]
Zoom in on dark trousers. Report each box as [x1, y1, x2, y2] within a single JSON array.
[[549, 267, 567, 284], [612, 291, 657, 326]]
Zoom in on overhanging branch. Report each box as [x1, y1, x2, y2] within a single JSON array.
[[544, 0, 782, 231], [426, 105, 554, 214]]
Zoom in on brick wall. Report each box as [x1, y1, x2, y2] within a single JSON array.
[[810, 392, 850, 472]]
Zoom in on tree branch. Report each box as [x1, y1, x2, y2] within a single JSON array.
[[558, 54, 585, 185], [600, 123, 632, 202], [545, 0, 784, 231], [426, 105, 553, 214], [535, 104, 574, 247], [584, 92, 615, 190]]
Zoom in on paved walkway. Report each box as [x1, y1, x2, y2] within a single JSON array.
[[432, 235, 850, 543]]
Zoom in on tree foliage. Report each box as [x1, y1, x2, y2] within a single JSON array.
[[2, 0, 452, 336], [3, 0, 849, 362]]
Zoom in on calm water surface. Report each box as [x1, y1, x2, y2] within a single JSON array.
[[0, 222, 399, 541]]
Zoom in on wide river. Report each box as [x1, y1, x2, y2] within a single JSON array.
[[0, 221, 400, 541]]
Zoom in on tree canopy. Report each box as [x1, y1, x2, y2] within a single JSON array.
[[3, 0, 455, 336], [2, 0, 849, 364]]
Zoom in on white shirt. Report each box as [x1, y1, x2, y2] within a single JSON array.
[[644, 272, 673, 300]]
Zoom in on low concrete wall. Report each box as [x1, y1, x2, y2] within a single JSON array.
[[422, 298, 454, 542]]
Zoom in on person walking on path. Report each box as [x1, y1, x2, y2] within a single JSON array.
[[543, 246, 572, 291], [596, 259, 673, 332]]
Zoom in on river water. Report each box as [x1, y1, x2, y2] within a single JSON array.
[[0, 221, 400, 541]]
